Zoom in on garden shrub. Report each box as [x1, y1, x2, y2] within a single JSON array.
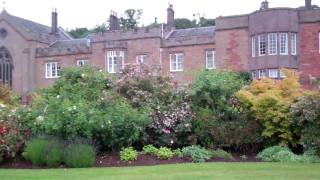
[[189, 70, 261, 149], [120, 147, 138, 162], [23, 137, 64, 167], [257, 146, 320, 163], [256, 146, 291, 162], [142, 144, 158, 155], [181, 145, 212, 163], [156, 147, 174, 160], [211, 149, 233, 160], [291, 93, 320, 156], [236, 69, 302, 146], [28, 66, 148, 151], [23, 137, 49, 165], [116, 65, 194, 147], [64, 142, 96, 168], [173, 148, 182, 158]]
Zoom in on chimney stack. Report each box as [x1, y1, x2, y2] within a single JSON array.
[[167, 4, 175, 29], [109, 11, 119, 31], [305, 0, 312, 9], [51, 8, 58, 34], [260, 0, 269, 10]]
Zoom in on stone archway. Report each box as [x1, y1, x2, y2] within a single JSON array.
[[0, 47, 13, 88]]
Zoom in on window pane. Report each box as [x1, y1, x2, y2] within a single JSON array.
[[252, 37, 255, 57], [290, 33, 297, 55], [269, 69, 278, 78], [279, 33, 288, 55], [258, 34, 266, 56], [268, 33, 277, 55], [206, 51, 215, 69]]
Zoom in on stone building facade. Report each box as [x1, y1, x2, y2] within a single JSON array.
[[0, 0, 320, 95]]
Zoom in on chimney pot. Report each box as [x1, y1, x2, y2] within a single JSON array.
[[167, 4, 175, 30]]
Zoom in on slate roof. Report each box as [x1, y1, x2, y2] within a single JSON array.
[[0, 10, 71, 44], [167, 26, 215, 39]]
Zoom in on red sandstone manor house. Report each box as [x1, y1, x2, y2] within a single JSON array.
[[0, 0, 320, 95]]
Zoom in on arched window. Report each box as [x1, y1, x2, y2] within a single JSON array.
[[0, 47, 13, 88]]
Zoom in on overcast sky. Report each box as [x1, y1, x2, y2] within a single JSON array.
[[2, 0, 320, 30]]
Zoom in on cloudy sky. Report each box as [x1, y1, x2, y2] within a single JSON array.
[[2, 0, 319, 30]]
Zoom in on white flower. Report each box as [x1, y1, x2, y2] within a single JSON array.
[[73, 106, 77, 110], [36, 116, 44, 123], [81, 73, 85, 78], [0, 103, 6, 108], [56, 95, 60, 99]]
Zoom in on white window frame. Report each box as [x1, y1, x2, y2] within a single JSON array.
[[252, 36, 256, 57], [170, 53, 184, 72], [268, 69, 278, 78], [258, 69, 266, 78], [106, 51, 125, 73], [136, 54, 147, 64], [206, 50, 216, 69], [45, 62, 60, 79], [290, 33, 297, 55], [279, 33, 288, 55], [252, 70, 258, 79], [258, 34, 266, 56], [76, 59, 88, 67], [280, 70, 286, 78], [268, 33, 277, 55]]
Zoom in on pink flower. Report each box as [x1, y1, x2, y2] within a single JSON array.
[[170, 140, 174, 144], [184, 123, 190, 128], [162, 128, 171, 134]]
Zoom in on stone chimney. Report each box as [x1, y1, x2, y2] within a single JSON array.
[[109, 11, 119, 31], [260, 0, 269, 10], [51, 9, 58, 34], [167, 4, 175, 29], [305, 0, 312, 9]]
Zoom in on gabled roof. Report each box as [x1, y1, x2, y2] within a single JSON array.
[[0, 9, 71, 44]]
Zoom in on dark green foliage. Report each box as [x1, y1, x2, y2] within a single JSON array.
[[257, 146, 290, 162], [119, 9, 143, 30], [68, 28, 91, 38], [64, 142, 95, 168], [181, 146, 212, 163], [189, 70, 261, 149], [174, 18, 197, 29], [291, 93, 320, 156], [211, 149, 233, 160], [173, 148, 183, 158], [23, 137, 49, 165], [198, 17, 215, 27], [156, 147, 174, 160], [23, 137, 64, 167], [142, 145, 158, 155], [120, 147, 138, 162]]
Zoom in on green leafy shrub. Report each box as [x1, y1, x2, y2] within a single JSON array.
[[44, 140, 64, 167], [23, 137, 49, 165], [23, 137, 64, 167], [173, 148, 183, 158], [257, 146, 320, 163], [291, 93, 320, 156], [120, 147, 138, 162], [64, 142, 95, 168], [116, 65, 194, 147], [182, 145, 212, 163], [256, 146, 290, 162], [156, 147, 174, 160], [0, 152, 3, 163], [142, 144, 158, 155], [212, 149, 233, 160], [189, 70, 261, 150]]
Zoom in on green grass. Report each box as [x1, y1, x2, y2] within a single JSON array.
[[1, 162, 320, 180]]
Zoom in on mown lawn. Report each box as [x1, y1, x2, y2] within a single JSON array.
[[1, 162, 320, 180]]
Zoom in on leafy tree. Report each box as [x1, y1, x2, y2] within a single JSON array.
[[119, 9, 143, 30], [174, 18, 197, 29], [68, 28, 91, 38], [291, 93, 320, 155], [92, 23, 108, 33], [189, 70, 261, 150], [198, 17, 215, 27], [236, 69, 303, 146]]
